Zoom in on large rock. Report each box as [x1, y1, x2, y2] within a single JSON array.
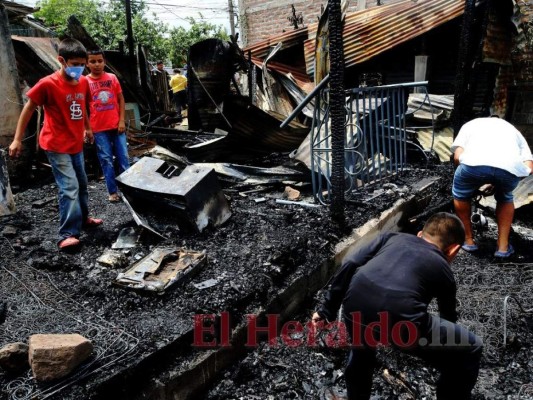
[[0, 342, 29, 373], [28, 334, 93, 382]]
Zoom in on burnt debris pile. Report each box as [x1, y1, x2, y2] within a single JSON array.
[[205, 222, 533, 399], [1, 163, 532, 399]]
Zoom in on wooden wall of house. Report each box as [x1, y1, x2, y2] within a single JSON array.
[[0, 6, 31, 178]]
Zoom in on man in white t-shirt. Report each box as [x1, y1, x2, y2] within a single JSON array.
[[451, 116, 533, 258]]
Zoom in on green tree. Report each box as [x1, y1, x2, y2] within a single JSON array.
[[103, 0, 168, 61], [34, 0, 101, 38], [168, 17, 229, 67], [34, 0, 168, 60]]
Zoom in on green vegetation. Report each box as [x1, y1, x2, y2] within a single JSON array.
[[34, 0, 229, 67], [168, 16, 229, 67]]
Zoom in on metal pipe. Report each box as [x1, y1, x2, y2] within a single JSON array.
[[275, 199, 321, 208], [280, 75, 330, 128]]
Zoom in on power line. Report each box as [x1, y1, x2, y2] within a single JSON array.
[[148, 0, 189, 22], [144, 1, 229, 7]]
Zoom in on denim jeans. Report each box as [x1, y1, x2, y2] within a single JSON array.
[[94, 130, 130, 194], [45, 151, 89, 242], [452, 164, 520, 203]]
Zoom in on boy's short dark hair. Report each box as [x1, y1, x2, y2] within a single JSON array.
[[58, 38, 87, 61], [157, 60, 164, 65], [87, 47, 104, 57], [173, 68, 180, 73], [422, 212, 465, 250]]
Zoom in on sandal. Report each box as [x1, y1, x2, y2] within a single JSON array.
[[108, 193, 121, 203], [84, 217, 103, 228], [58, 237, 80, 250], [461, 243, 479, 252], [494, 244, 514, 258]]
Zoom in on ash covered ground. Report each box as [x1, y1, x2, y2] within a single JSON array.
[[1, 157, 532, 400]]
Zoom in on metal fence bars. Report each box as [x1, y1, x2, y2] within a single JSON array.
[[310, 81, 431, 204]]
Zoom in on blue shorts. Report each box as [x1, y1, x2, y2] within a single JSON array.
[[452, 164, 519, 203]]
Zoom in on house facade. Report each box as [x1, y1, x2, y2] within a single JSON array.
[[237, 0, 404, 47]]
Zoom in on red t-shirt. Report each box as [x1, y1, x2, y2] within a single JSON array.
[[27, 72, 89, 154], [86, 72, 123, 132]]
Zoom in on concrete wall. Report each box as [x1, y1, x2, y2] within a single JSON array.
[[238, 0, 404, 46]]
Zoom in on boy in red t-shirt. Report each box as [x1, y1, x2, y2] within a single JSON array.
[[86, 48, 129, 203], [9, 38, 103, 250]]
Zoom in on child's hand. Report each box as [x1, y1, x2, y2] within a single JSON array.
[[84, 129, 94, 144], [118, 120, 126, 133], [8, 140, 23, 158]]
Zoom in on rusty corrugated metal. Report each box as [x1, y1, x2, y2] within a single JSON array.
[[483, 7, 513, 65], [314, 0, 350, 85], [511, 0, 533, 85], [11, 35, 59, 86], [250, 56, 313, 93], [243, 27, 311, 60], [491, 1, 533, 116], [11, 35, 59, 70], [304, 0, 465, 77]]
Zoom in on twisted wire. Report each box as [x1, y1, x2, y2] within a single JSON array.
[[429, 261, 533, 363], [0, 254, 139, 400]]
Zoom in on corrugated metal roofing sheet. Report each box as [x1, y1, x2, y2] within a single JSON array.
[[483, 7, 513, 65], [304, 0, 466, 77], [250, 56, 313, 92], [243, 27, 310, 60], [0, 0, 37, 18], [512, 0, 533, 85], [11, 36, 59, 71], [244, 0, 466, 81]]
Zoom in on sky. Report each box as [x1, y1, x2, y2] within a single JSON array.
[[13, 0, 234, 33]]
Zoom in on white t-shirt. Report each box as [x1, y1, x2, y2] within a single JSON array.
[[451, 117, 533, 177]]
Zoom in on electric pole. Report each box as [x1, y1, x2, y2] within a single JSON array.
[[125, 0, 135, 60], [228, 0, 235, 37]]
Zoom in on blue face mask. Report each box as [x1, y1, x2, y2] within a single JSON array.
[[65, 66, 85, 81]]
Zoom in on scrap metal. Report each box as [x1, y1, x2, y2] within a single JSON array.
[[116, 157, 231, 233], [120, 195, 167, 239], [11, 36, 60, 86], [115, 247, 207, 293], [112, 227, 142, 249], [184, 95, 311, 162], [188, 38, 247, 132]]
